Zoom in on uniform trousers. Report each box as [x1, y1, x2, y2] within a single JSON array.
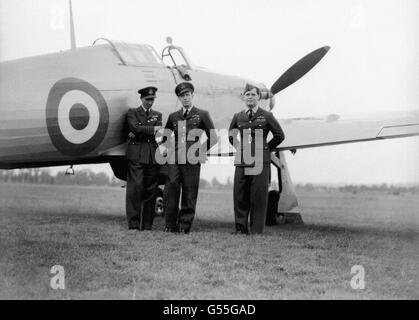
[[234, 166, 270, 234], [165, 164, 201, 231], [126, 160, 159, 229]]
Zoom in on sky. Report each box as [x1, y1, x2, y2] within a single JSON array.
[[0, 0, 418, 184]]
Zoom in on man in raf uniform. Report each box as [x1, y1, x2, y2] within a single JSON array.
[[163, 82, 217, 234], [229, 83, 285, 234], [125, 86, 162, 231]]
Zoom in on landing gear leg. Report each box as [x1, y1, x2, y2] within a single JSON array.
[[266, 152, 304, 225]]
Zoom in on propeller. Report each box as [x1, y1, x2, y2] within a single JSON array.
[[270, 46, 330, 96]]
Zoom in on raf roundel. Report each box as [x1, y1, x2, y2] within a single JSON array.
[[46, 78, 109, 156]]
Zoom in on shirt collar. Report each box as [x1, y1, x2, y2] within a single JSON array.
[[182, 105, 194, 114], [141, 105, 151, 113], [245, 105, 258, 114]]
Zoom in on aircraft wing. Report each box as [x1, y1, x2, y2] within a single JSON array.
[[277, 110, 419, 150], [102, 111, 419, 157]]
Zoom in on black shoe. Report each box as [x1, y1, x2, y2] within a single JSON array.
[[179, 228, 190, 234], [128, 226, 140, 230], [164, 226, 179, 233], [141, 226, 152, 231], [233, 226, 248, 235], [234, 231, 248, 235]]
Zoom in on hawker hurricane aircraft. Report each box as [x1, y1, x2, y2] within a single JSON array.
[[1, 1, 418, 224]]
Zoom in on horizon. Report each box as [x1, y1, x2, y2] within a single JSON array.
[[2, 166, 419, 187]]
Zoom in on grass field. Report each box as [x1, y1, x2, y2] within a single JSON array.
[[0, 182, 417, 299]]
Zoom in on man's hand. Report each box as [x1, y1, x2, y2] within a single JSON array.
[[154, 126, 163, 134], [128, 132, 135, 139]]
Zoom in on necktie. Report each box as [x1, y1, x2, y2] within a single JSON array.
[[248, 109, 254, 119], [183, 109, 188, 119], [146, 108, 149, 117]]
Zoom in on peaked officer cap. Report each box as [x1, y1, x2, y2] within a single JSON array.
[[138, 86, 158, 98], [175, 82, 194, 96]]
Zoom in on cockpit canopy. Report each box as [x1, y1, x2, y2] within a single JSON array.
[[92, 38, 195, 71], [93, 38, 196, 81], [161, 38, 195, 69], [93, 38, 163, 67]]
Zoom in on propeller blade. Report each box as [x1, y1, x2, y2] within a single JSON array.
[[270, 46, 330, 95]]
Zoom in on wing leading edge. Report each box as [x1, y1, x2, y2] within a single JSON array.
[[277, 110, 419, 151]]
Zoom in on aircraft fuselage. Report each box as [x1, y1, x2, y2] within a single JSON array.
[[0, 44, 267, 169]]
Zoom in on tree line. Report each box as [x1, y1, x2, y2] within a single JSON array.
[[0, 168, 121, 187], [295, 183, 419, 194], [1, 169, 417, 193], [0, 168, 231, 189]]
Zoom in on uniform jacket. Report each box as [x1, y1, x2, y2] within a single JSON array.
[[229, 107, 285, 167], [126, 106, 162, 164], [165, 106, 217, 164]]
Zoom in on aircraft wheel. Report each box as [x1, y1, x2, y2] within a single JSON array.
[[265, 190, 280, 225], [155, 187, 164, 217], [275, 213, 286, 225]]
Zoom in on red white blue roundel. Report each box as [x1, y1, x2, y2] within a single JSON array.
[[46, 78, 109, 156]]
